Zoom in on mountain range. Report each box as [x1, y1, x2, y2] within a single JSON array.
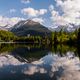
[[49, 24, 79, 32], [0, 19, 79, 37]]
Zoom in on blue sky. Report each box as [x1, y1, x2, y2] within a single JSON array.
[[0, 0, 80, 28], [0, 0, 55, 27]]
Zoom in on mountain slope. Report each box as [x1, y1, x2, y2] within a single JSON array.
[[11, 20, 51, 37]]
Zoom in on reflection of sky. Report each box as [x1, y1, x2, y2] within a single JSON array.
[[0, 52, 80, 80]]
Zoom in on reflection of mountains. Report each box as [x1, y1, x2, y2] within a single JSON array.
[[11, 47, 49, 62], [0, 43, 50, 62]]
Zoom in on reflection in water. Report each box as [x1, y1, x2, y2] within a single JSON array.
[[0, 43, 80, 80]]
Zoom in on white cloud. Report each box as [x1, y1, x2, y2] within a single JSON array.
[[39, 9, 47, 15], [32, 17, 44, 24], [21, 0, 31, 4], [0, 16, 44, 27], [21, 7, 47, 17], [21, 8, 38, 17], [49, 5, 54, 11], [0, 16, 25, 27], [50, 0, 80, 26], [9, 9, 16, 13]]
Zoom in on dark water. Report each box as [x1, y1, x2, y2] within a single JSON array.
[[0, 43, 80, 80]]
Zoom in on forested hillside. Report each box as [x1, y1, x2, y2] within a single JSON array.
[[0, 27, 80, 45]]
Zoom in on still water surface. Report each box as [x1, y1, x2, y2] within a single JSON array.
[[0, 43, 80, 80]]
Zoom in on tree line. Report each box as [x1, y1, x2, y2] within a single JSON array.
[[0, 28, 80, 45], [51, 28, 80, 45]]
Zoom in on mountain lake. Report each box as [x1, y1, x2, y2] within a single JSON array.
[[0, 43, 80, 80]]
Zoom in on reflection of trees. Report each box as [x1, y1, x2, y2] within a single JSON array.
[[0, 43, 80, 61], [51, 44, 77, 56], [0, 43, 16, 54], [76, 45, 80, 59], [0, 43, 42, 53]]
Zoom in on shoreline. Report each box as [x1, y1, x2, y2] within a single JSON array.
[[0, 42, 41, 44]]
